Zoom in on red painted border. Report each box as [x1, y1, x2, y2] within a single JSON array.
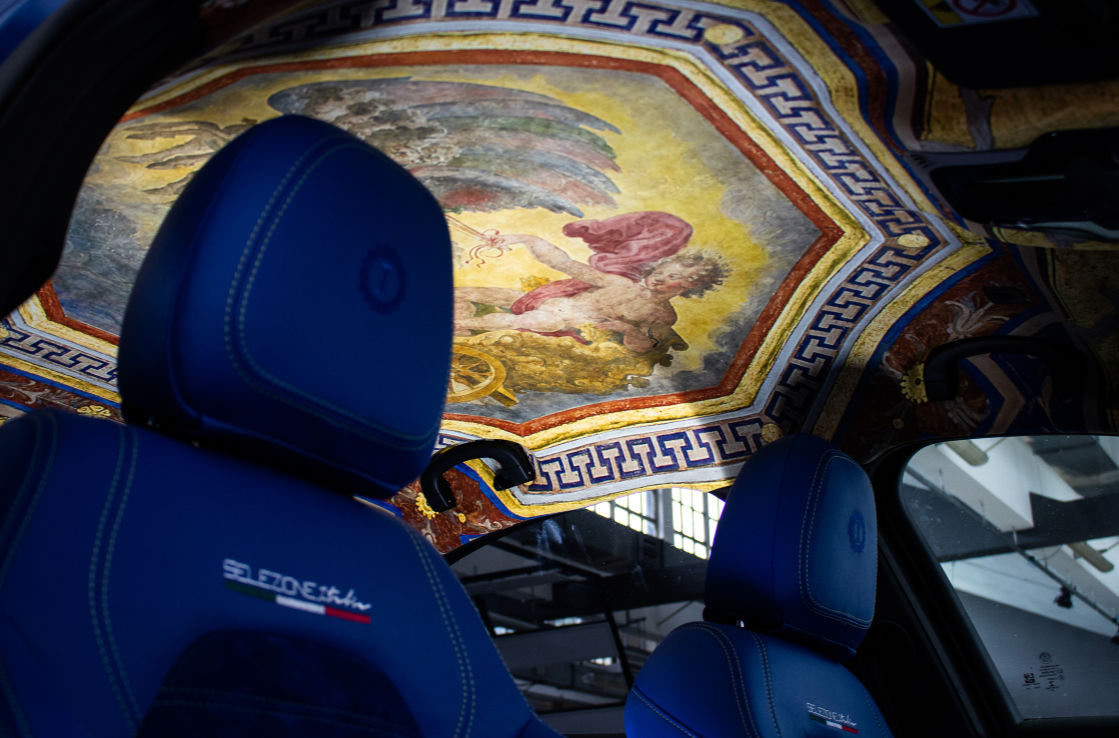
[[36, 285, 120, 346], [51, 49, 843, 432]]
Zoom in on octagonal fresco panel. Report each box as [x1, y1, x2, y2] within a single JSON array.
[[0, 1, 998, 546]]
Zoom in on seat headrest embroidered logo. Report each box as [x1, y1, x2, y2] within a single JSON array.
[[223, 558, 371, 624], [847, 510, 866, 553], [359, 244, 406, 313], [807, 703, 859, 734]]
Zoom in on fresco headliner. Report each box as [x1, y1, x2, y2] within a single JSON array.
[[10, 0, 1114, 548]]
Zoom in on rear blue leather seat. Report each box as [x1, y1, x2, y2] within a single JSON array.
[[625, 434, 894, 737], [0, 115, 558, 737]]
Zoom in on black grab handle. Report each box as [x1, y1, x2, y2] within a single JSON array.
[[922, 336, 1082, 401], [419, 440, 536, 513]]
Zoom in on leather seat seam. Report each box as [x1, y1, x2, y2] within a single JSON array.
[[89, 423, 139, 731], [102, 426, 142, 719], [859, 684, 887, 735], [630, 686, 699, 737], [0, 415, 54, 590], [407, 531, 475, 737], [691, 623, 760, 738], [799, 455, 872, 627], [749, 633, 782, 738], [0, 655, 32, 737], [223, 140, 436, 448]]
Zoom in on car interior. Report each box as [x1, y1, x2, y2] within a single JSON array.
[[1, 0, 1118, 736]]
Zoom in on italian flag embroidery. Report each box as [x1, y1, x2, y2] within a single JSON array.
[[225, 578, 372, 624], [808, 711, 858, 733]]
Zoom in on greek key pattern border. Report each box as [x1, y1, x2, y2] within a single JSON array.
[[6, 2, 958, 499], [439, 415, 766, 493], [0, 322, 118, 387], [225, 0, 946, 458], [227, 0, 932, 239], [445, 242, 938, 497]]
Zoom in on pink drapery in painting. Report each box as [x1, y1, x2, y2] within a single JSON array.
[[509, 211, 694, 315]]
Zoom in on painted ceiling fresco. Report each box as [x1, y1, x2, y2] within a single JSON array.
[[2, 0, 1117, 551]]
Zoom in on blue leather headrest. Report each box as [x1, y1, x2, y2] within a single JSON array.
[[118, 116, 452, 497], [705, 434, 876, 660]]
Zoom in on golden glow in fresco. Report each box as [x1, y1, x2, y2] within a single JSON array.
[[15, 11, 979, 522], [62, 35, 862, 457], [3, 0, 1117, 545]]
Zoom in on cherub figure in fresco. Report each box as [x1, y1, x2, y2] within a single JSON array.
[[454, 211, 730, 354]]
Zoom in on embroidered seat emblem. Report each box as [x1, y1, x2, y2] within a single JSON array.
[[359, 244, 406, 313], [222, 558, 372, 624], [807, 702, 859, 733], [847, 510, 866, 553]]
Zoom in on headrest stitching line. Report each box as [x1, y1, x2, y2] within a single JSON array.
[[221, 134, 328, 420], [222, 139, 437, 449], [798, 454, 872, 628]]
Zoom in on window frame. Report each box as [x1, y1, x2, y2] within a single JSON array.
[[872, 438, 1119, 738]]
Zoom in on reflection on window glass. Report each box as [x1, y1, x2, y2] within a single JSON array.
[[672, 487, 724, 559], [904, 437, 1119, 720], [451, 487, 725, 735], [592, 490, 657, 537], [591, 487, 725, 559]]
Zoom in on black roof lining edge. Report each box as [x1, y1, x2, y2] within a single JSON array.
[[0, 0, 205, 317]]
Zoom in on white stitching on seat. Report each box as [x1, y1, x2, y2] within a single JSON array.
[[223, 140, 437, 448], [859, 681, 888, 736], [798, 453, 872, 628], [0, 415, 56, 738], [88, 422, 138, 731], [750, 633, 782, 738], [407, 530, 475, 738], [630, 687, 700, 737], [0, 414, 55, 589], [222, 136, 326, 386], [690, 623, 761, 738], [0, 654, 32, 738], [101, 427, 142, 719]]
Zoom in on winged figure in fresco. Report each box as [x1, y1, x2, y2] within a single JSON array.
[[117, 78, 622, 216], [268, 78, 622, 216], [114, 79, 717, 406]]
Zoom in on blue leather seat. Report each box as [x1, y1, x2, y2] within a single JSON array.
[[625, 434, 894, 737], [0, 115, 558, 737]]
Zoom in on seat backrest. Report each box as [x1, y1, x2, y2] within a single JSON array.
[[625, 433, 894, 737], [0, 115, 558, 738]]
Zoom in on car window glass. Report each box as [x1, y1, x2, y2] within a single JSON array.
[[904, 437, 1119, 720], [450, 487, 724, 734]]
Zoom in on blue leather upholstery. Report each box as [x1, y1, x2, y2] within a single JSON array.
[[625, 434, 892, 737], [706, 433, 877, 660], [137, 630, 424, 736], [0, 116, 557, 737], [117, 114, 451, 496]]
